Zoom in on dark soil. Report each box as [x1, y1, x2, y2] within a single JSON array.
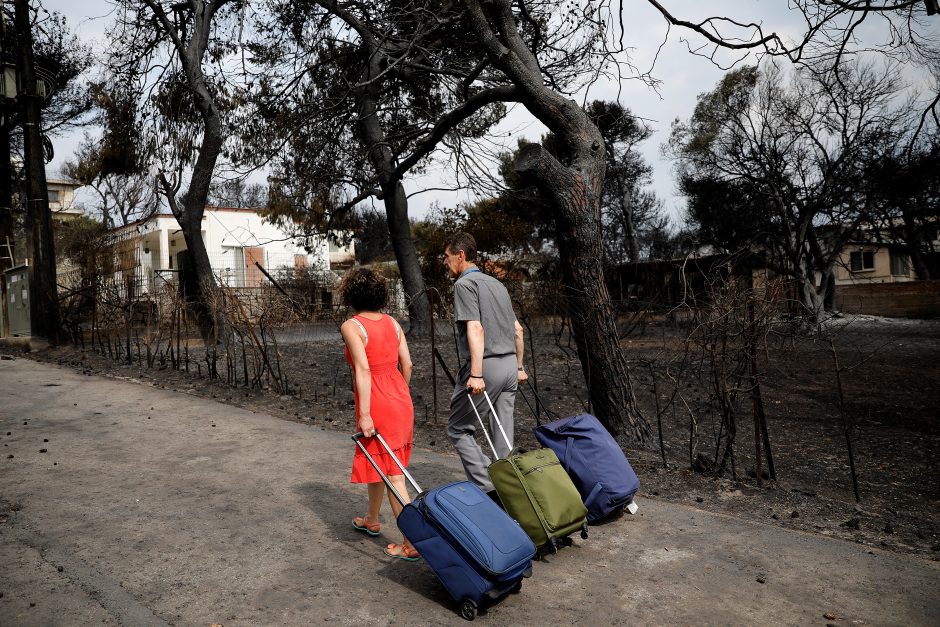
[[26, 314, 940, 560]]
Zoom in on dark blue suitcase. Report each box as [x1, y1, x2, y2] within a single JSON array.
[[353, 433, 535, 620], [531, 409, 640, 523]]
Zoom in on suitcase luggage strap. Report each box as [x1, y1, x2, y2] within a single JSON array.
[[563, 436, 575, 472], [352, 432, 422, 507], [584, 482, 605, 511]]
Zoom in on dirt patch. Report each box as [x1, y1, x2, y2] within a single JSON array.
[[27, 314, 940, 560]]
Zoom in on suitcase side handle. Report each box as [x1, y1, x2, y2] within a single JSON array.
[[352, 432, 423, 507], [465, 390, 512, 460]]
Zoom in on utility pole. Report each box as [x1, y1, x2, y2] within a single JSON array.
[[0, 4, 14, 337], [14, 0, 60, 342], [0, 110, 11, 339]]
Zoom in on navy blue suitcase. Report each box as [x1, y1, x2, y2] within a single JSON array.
[[521, 388, 640, 523], [353, 433, 535, 620]]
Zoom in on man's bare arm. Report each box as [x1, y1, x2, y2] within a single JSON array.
[[515, 320, 528, 384], [467, 320, 486, 393]]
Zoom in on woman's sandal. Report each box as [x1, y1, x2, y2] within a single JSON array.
[[352, 516, 381, 537], [384, 543, 420, 562]]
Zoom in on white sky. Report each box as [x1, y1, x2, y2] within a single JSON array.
[[38, 0, 939, 224]]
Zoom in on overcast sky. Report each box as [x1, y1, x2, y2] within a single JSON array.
[[38, 1, 939, 224]]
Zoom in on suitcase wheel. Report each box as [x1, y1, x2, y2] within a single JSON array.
[[511, 580, 523, 594], [562, 536, 574, 547], [460, 599, 477, 621], [580, 526, 589, 540]]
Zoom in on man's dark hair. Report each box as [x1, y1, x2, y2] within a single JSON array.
[[339, 268, 389, 311], [444, 231, 477, 262]]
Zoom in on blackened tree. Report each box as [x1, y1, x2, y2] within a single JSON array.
[[63, 133, 159, 228], [459, 0, 940, 437], [242, 0, 516, 336], [648, 0, 939, 144], [461, 0, 656, 441], [587, 101, 666, 265], [351, 208, 395, 265], [670, 62, 913, 319], [106, 0, 245, 337], [207, 178, 268, 209], [863, 133, 940, 279]]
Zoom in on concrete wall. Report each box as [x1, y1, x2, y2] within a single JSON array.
[[835, 280, 940, 318]]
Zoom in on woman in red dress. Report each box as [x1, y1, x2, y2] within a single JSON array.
[[340, 268, 419, 561]]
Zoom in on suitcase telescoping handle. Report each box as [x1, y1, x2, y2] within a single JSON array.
[[465, 390, 512, 461], [352, 432, 423, 508]]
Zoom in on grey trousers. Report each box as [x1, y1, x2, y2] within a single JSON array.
[[447, 353, 517, 492]]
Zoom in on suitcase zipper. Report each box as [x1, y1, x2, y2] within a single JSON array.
[[513, 458, 583, 535], [508, 461, 555, 536], [522, 460, 558, 476]]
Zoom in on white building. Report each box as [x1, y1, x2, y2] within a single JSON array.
[[47, 178, 84, 220], [106, 206, 354, 298]]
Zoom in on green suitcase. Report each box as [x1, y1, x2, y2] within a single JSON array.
[[488, 447, 589, 550], [469, 392, 588, 552]]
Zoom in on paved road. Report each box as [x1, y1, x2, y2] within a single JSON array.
[[1, 358, 937, 626]]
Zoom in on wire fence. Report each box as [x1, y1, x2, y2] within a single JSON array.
[[47, 246, 929, 512], [58, 258, 880, 484], [56, 258, 802, 417]]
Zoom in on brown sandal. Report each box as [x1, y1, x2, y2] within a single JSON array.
[[352, 516, 381, 536], [384, 543, 420, 561]]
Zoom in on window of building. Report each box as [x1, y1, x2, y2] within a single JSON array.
[[890, 251, 910, 276], [849, 250, 875, 272], [48, 190, 60, 203]]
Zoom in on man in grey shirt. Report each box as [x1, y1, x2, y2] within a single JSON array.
[[443, 232, 527, 496]]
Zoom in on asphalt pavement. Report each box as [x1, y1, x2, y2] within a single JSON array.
[[1, 357, 937, 626]]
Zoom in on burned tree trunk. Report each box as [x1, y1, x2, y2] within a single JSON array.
[[462, 0, 652, 443], [515, 143, 650, 442], [355, 83, 431, 337], [143, 0, 231, 340]]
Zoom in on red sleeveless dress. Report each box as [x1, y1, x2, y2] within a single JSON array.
[[346, 314, 414, 483]]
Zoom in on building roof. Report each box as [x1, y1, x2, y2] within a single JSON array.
[[46, 178, 82, 189], [109, 205, 272, 234]]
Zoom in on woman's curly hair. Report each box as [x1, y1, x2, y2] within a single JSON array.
[[339, 268, 388, 312]]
